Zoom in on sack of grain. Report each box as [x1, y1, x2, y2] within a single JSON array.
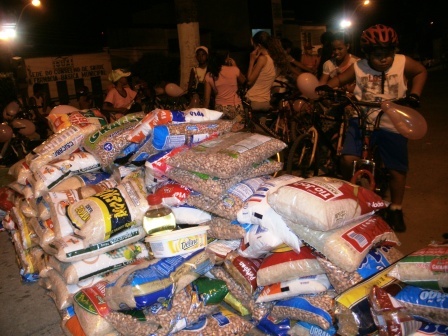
[[166, 132, 287, 179], [268, 176, 387, 232], [283, 215, 400, 273]]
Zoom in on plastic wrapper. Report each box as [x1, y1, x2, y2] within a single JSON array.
[[255, 315, 291, 335], [257, 246, 324, 286], [52, 225, 146, 263], [205, 238, 241, 265], [0, 186, 17, 211], [47, 108, 107, 133], [237, 174, 304, 253], [368, 285, 422, 335], [166, 132, 287, 179], [186, 176, 270, 220], [388, 243, 448, 292], [50, 171, 112, 193], [283, 214, 401, 272], [105, 249, 213, 310], [59, 306, 87, 336], [318, 246, 404, 294], [65, 171, 148, 246], [271, 292, 336, 331], [29, 152, 101, 198], [8, 159, 32, 186], [268, 176, 388, 231], [335, 267, 403, 336], [166, 159, 283, 200], [82, 112, 143, 169], [257, 274, 331, 303], [201, 217, 246, 240], [394, 285, 448, 325], [224, 251, 263, 294], [238, 224, 284, 259], [152, 119, 234, 151], [26, 123, 99, 172], [63, 242, 148, 284], [289, 321, 337, 336]]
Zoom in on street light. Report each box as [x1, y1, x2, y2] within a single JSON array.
[[0, 0, 41, 41], [339, 0, 371, 30]]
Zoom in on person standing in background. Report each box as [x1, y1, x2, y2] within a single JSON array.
[[246, 31, 288, 112], [76, 86, 93, 110], [188, 46, 209, 107], [317, 31, 335, 79], [319, 32, 359, 92], [300, 44, 320, 75], [203, 50, 246, 130]]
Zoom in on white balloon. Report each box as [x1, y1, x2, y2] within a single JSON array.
[[50, 105, 79, 114], [296, 73, 319, 99]]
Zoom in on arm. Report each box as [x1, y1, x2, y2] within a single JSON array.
[[247, 48, 267, 86], [203, 79, 212, 109], [404, 56, 427, 96], [319, 73, 330, 85], [326, 64, 356, 88], [188, 68, 196, 91]]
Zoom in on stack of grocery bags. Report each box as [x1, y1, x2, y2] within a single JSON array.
[[0, 106, 446, 336]]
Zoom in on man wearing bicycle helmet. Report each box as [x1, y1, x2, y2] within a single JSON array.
[[316, 24, 427, 232]]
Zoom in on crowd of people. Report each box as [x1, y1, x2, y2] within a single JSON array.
[[0, 23, 427, 234]]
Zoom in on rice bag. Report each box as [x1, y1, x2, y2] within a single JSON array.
[[268, 176, 388, 231], [257, 246, 325, 286], [388, 243, 448, 292], [64, 242, 149, 284], [283, 214, 401, 272], [27, 123, 99, 172], [53, 225, 146, 263], [65, 172, 148, 245], [223, 251, 263, 295]]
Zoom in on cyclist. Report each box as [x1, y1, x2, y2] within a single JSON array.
[[316, 24, 427, 232]]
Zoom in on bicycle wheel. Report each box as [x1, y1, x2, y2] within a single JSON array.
[[286, 133, 316, 177]]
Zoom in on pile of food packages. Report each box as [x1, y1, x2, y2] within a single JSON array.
[[0, 106, 447, 336]]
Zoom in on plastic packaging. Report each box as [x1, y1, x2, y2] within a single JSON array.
[[145, 225, 210, 258], [143, 194, 176, 236]]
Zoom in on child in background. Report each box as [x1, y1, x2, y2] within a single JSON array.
[[316, 24, 427, 232], [188, 46, 209, 107]]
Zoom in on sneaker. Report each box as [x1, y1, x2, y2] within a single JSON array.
[[380, 206, 406, 233]]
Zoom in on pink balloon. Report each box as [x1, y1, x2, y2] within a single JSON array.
[[11, 119, 36, 136], [50, 105, 79, 115], [0, 124, 13, 142], [380, 101, 428, 140], [296, 73, 319, 99], [165, 83, 185, 97], [293, 99, 308, 112]]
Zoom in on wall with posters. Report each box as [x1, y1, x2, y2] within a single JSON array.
[[23, 52, 112, 108]]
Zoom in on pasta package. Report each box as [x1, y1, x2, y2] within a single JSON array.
[[66, 173, 148, 246]]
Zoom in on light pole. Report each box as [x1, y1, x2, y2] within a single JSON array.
[[15, 0, 42, 39]]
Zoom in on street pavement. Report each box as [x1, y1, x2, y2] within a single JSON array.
[[0, 67, 447, 335]]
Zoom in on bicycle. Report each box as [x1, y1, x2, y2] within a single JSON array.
[[285, 94, 346, 178], [312, 88, 412, 197], [241, 80, 302, 145]]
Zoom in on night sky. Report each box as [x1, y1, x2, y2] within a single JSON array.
[[1, 0, 445, 58]]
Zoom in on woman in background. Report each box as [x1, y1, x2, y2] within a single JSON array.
[[245, 31, 288, 112], [203, 50, 246, 129]]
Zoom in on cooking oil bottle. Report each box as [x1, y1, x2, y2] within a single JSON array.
[[143, 194, 176, 235]]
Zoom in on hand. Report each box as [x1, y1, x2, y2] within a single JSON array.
[[406, 93, 420, 108], [315, 85, 333, 95], [250, 47, 261, 61]]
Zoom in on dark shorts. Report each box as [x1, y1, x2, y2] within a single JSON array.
[[342, 118, 409, 172]]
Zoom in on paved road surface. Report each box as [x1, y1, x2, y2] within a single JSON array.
[[0, 67, 447, 335]]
